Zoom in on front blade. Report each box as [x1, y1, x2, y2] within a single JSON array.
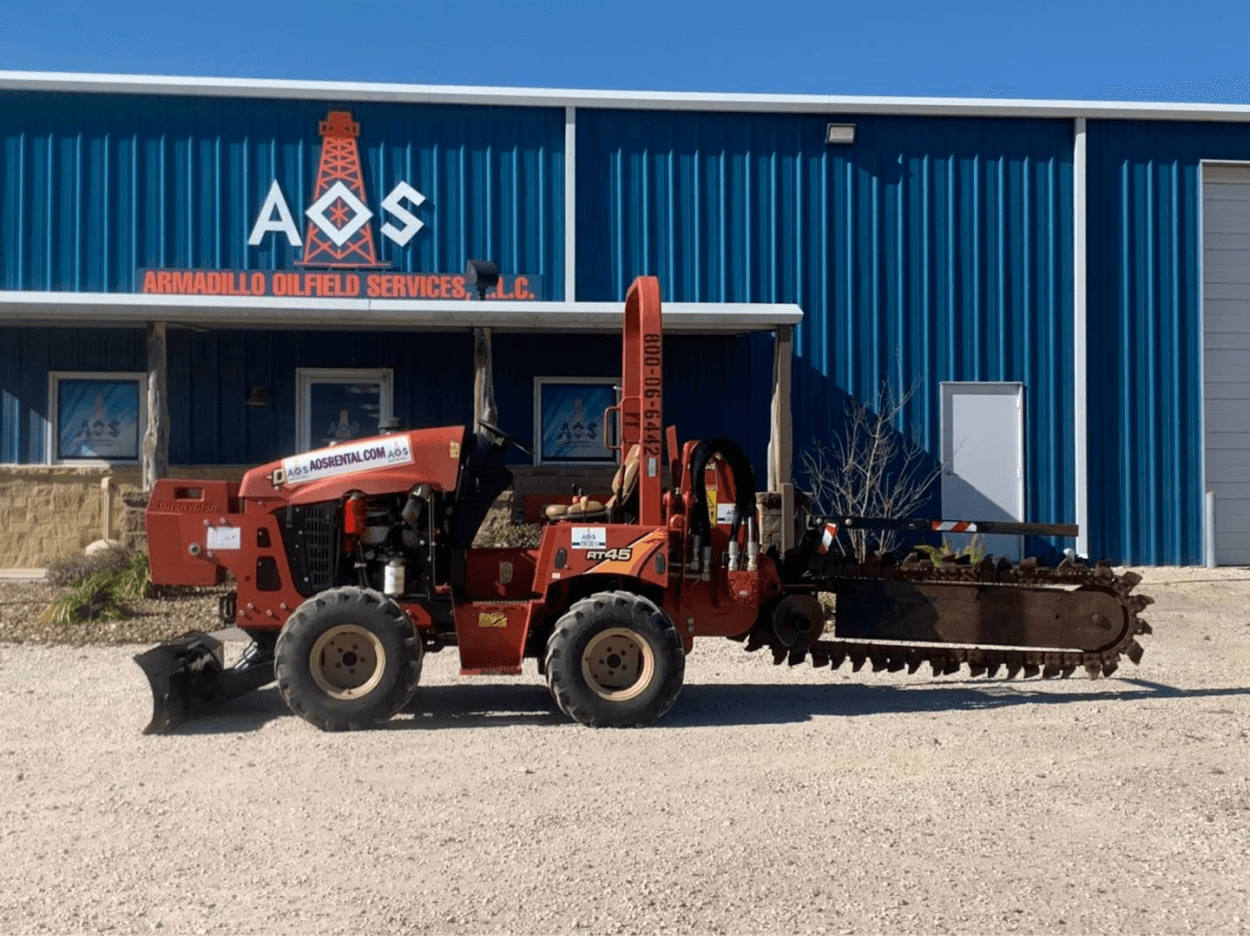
[[133, 632, 225, 735]]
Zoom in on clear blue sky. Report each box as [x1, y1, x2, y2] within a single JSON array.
[[1, 0, 1249, 103]]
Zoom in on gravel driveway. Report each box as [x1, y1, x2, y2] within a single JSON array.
[[1, 567, 1247, 935]]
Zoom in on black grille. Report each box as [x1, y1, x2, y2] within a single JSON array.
[[279, 502, 339, 596]]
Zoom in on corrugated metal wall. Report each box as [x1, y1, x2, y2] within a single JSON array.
[[0, 327, 147, 462], [0, 92, 564, 291], [166, 328, 475, 464], [6, 85, 1246, 564], [1086, 120, 1250, 564], [577, 110, 1075, 556]]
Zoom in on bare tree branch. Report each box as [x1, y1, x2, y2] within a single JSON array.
[[798, 378, 944, 560]]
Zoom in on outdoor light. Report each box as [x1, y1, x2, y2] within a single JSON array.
[[245, 386, 270, 407], [465, 259, 500, 300], [825, 123, 856, 145]]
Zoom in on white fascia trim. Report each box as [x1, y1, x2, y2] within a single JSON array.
[[8, 70, 1250, 122], [0, 291, 802, 333], [1073, 118, 1089, 559]]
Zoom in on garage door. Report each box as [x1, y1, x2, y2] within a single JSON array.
[[1204, 164, 1250, 564]]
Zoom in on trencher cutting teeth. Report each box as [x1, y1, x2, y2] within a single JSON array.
[[740, 553, 1153, 681]]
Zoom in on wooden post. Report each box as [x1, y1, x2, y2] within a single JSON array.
[[101, 476, 113, 541], [142, 321, 169, 492], [472, 326, 498, 430], [768, 324, 793, 492]]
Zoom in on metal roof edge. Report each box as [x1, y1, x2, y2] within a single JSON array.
[[0, 291, 803, 332], [4, 69, 1250, 122]]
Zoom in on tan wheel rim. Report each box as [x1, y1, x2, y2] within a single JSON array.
[[581, 627, 655, 702], [310, 625, 386, 700]]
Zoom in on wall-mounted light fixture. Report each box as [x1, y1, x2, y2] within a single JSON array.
[[826, 123, 856, 146], [465, 259, 500, 300], [245, 386, 270, 408]]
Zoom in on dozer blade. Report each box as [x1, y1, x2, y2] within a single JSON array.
[[134, 632, 274, 735]]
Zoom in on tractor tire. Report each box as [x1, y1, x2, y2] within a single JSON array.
[[544, 590, 685, 727], [274, 586, 422, 731]]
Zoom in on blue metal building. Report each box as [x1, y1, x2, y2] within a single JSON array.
[[3, 71, 1250, 566]]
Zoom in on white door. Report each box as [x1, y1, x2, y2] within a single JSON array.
[[940, 382, 1025, 561], [1203, 164, 1250, 564]]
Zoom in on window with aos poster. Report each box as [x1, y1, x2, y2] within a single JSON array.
[[48, 372, 147, 463], [296, 368, 394, 452], [533, 378, 617, 464]]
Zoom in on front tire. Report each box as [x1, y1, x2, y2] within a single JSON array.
[[275, 587, 421, 731], [545, 590, 685, 727]]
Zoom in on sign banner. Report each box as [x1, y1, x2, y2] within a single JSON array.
[[281, 435, 414, 485], [137, 269, 541, 300]]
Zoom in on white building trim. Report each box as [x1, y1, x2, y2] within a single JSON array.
[[0, 291, 802, 334], [1073, 117, 1089, 558], [565, 105, 577, 302], [6, 70, 1250, 122]]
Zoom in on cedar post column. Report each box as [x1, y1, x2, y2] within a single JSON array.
[[142, 321, 169, 491], [473, 326, 498, 430]]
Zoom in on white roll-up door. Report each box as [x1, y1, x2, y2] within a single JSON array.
[[1203, 164, 1250, 564]]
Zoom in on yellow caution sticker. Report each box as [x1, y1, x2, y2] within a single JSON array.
[[450, 440, 461, 459], [706, 488, 717, 527], [478, 611, 508, 628], [499, 561, 514, 585]]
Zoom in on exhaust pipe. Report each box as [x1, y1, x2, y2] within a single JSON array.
[[134, 632, 275, 734]]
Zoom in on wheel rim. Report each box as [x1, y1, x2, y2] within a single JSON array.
[[309, 624, 386, 700], [581, 627, 655, 702]]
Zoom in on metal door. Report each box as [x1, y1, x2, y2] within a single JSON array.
[[940, 382, 1025, 561]]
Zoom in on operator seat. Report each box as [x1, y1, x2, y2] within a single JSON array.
[[544, 444, 640, 523]]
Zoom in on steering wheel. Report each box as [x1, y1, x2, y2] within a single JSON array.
[[477, 419, 532, 456]]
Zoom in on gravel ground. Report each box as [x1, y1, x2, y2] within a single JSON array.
[[1, 567, 1248, 935]]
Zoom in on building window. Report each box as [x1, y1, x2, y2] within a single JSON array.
[[533, 378, 618, 465], [296, 368, 394, 452], [48, 372, 147, 463]]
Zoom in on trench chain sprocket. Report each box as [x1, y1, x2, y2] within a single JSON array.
[[741, 552, 1154, 680]]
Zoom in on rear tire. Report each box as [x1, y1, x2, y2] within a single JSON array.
[[275, 587, 421, 731], [545, 590, 684, 727]]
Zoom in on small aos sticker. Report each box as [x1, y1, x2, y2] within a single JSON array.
[[205, 526, 241, 550], [281, 436, 414, 486], [716, 502, 736, 524], [570, 526, 607, 549]]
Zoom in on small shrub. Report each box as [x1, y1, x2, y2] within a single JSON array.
[[113, 549, 154, 600], [41, 546, 155, 626], [45, 547, 131, 587], [42, 572, 129, 626]]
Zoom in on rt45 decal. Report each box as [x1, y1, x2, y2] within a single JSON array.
[[585, 548, 633, 562]]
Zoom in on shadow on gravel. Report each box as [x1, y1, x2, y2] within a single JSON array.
[[658, 678, 1250, 728], [153, 677, 1250, 734], [173, 685, 289, 735]]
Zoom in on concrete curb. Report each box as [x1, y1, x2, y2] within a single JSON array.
[[0, 569, 48, 582]]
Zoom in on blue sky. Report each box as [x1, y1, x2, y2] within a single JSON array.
[[1, 0, 1249, 103]]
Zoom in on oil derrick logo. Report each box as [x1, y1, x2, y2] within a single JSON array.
[[298, 111, 388, 269]]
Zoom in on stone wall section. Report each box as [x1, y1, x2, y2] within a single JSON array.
[[0, 465, 248, 568]]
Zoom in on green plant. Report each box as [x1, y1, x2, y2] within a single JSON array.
[[41, 547, 154, 626], [915, 533, 986, 565], [113, 549, 154, 600], [42, 572, 129, 626]]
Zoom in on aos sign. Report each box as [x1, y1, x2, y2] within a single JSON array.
[[133, 110, 542, 300]]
